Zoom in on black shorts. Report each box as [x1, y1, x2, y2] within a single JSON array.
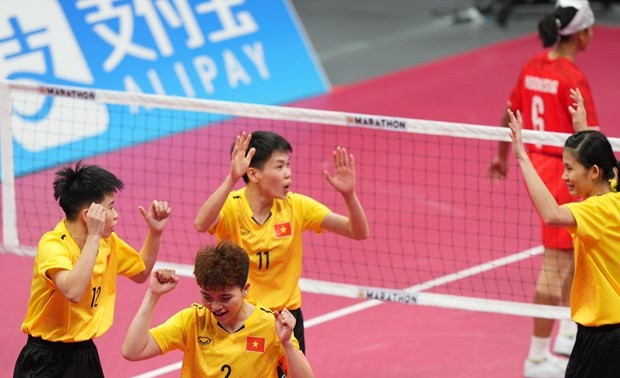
[[290, 307, 306, 354], [13, 335, 104, 378], [566, 323, 620, 378]]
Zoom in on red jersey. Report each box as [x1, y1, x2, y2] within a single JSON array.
[[508, 52, 599, 156]]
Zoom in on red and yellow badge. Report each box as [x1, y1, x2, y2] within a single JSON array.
[[274, 222, 292, 238], [246, 336, 265, 353]]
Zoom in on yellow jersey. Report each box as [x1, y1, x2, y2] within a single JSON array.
[[565, 193, 620, 326], [21, 219, 145, 341], [150, 300, 299, 377], [210, 188, 331, 310]]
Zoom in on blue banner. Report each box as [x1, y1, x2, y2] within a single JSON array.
[[0, 0, 329, 177]]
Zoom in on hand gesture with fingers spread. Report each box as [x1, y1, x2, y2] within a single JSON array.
[[507, 110, 528, 161], [230, 132, 256, 182], [569, 88, 588, 132], [324, 147, 356, 195], [139, 200, 171, 235]]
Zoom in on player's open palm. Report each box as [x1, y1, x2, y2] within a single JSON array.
[[230, 132, 256, 182], [140, 200, 171, 235], [507, 110, 527, 161], [569, 88, 587, 132], [149, 269, 179, 296], [324, 147, 356, 194]]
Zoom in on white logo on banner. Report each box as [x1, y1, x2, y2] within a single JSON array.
[[0, 0, 269, 152], [0, 0, 108, 152], [77, 0, 265, 99], [77, 0, 258, 71]]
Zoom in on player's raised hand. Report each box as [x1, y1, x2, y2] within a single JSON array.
[[149, 269, 179, 295], [274, 308, 296, 343], [324, 147, 356, 195], [507, 110, 527, 161], [139, 200, 171, 235], [85, 202, 107, 237], [569, 88, 587, 132], [230, 132, 256, 182]]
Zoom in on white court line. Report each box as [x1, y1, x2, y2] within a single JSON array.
[[132, 245, 544, 378], [132, 362, 183, 378], [319, 17, 455, 62]]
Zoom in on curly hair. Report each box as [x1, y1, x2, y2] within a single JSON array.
[[193, 241, 250, 290]]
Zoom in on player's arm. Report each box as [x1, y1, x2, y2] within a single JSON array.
[[282, 343, 315, 378], [131, 200, 171, 283], [487, 108, 511, 180], [50, 203, 105, 303], [123, 269, 179, 361], [274, 310, 315, 378], [193, 175, 233, 232], [194, 132, 255, 232], [508, 109, 576, 227], [321, 147, 369, 240]]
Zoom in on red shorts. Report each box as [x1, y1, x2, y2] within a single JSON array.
[[530, 152, 574, 250]]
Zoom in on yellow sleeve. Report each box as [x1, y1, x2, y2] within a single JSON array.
[[150, 307, 193, 354], [110, 233, 145, 277], [37, 233, 74, 281]]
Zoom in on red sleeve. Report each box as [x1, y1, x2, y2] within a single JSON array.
[[566, 68, 598, 127], [507, 72, 523, 112]]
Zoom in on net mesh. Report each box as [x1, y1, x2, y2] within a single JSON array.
[[4, 81, 608, 319]]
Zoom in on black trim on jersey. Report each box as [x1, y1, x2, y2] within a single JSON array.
[[217, 322, 245, 334], [252, 212, 272, 225]]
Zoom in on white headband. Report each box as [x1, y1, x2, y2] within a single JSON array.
[[555, 0, 595, 36]]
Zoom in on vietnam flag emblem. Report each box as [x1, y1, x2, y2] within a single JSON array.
[[246, 336, 265, 353], [274, 222, 292, 238]]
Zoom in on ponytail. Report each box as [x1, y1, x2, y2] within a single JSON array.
[[537, 6, 578, 48]]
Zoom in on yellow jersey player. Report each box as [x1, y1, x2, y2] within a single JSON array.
[[194, 130, 369, 352], [508, 95, 620, 377], [13, 161, 171, 377], [122, 241, 315, 378]]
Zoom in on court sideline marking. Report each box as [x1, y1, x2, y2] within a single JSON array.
[[319, 17, 457, 62]]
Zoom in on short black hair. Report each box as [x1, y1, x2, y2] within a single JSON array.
[[53, 161, 124, 221]]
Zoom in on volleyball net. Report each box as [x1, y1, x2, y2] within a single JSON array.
[[4, 80, 608, 320]]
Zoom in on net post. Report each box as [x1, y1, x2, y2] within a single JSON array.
[[0, 80, 20, 251]]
